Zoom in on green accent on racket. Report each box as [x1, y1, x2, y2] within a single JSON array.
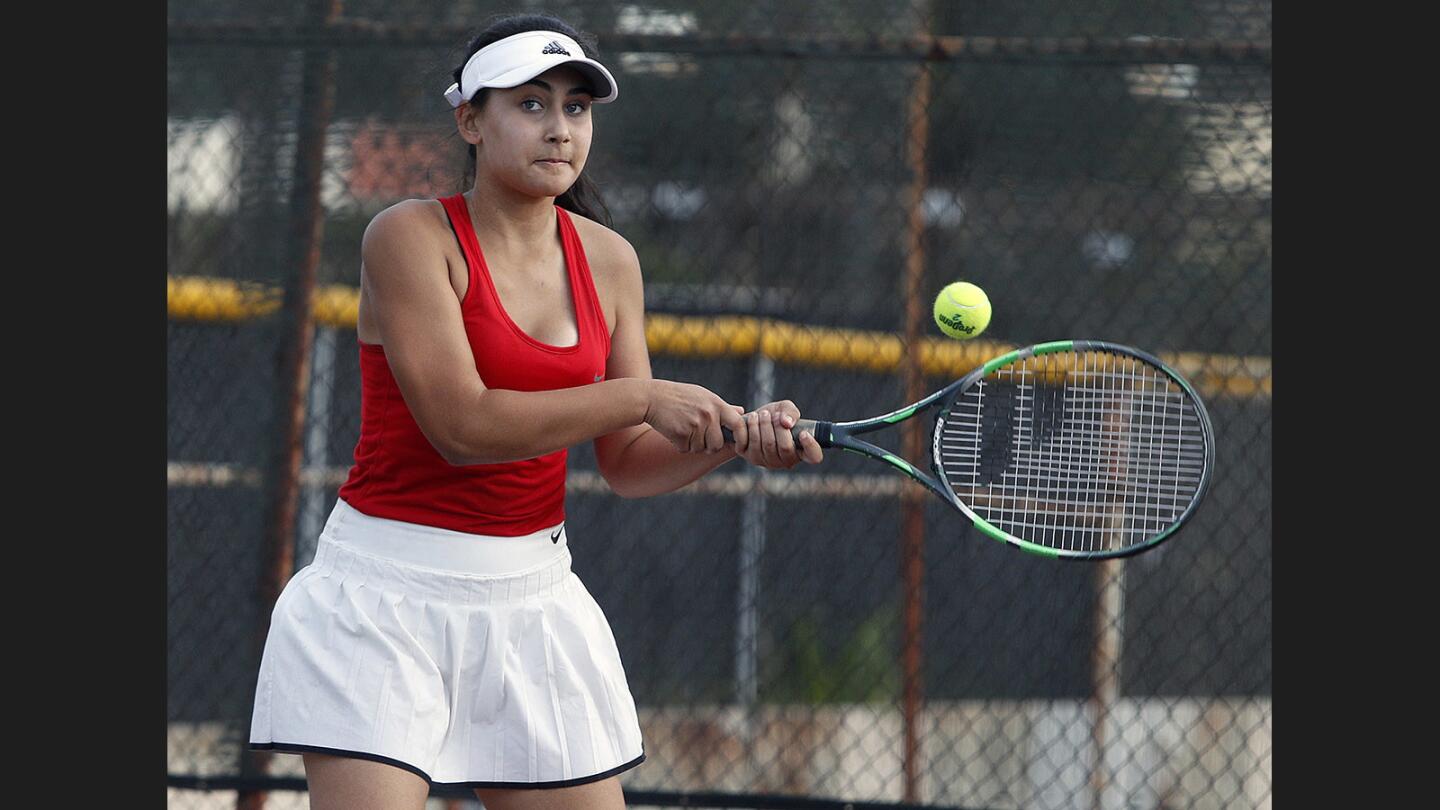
[[881, 453, 920, 479], [1031, 340, 1075, 355], [974, 518, 1059, 558], [883, 406, 918, 424]]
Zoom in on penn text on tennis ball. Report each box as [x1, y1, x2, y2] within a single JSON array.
[[933, 282, 991, 339]]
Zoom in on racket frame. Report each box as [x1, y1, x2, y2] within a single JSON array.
[[795, 340, 1215, 560]]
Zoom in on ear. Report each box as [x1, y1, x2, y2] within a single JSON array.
[[454, 103, 482, 146]]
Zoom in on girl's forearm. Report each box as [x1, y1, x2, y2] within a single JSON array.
[[599, 425, 740, 498], [442, 378, 651, 465]]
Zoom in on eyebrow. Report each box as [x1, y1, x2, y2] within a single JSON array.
[[520, 78, 595, 97]]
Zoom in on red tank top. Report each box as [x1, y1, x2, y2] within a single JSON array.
[[337, 196, 611, 535]]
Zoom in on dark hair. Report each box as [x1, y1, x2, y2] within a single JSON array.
[[453, 13, 613, 227]]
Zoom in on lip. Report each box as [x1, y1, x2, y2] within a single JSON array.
[[535, 159, 570, 164]]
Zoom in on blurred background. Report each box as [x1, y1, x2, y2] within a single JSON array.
[[167, 1, 1271, 808]]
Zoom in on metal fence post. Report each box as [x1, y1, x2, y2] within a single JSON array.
[[736, 349, 775, 716], [1090, 557, 1127, 810], [298, 324, 337, 567], [899, 37, 934, 810]]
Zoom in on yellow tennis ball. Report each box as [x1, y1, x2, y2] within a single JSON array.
[[933, 282, 991, 340]]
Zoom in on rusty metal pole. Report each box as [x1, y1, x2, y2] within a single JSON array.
[[238, 2, 343, 808], [1090, 391, 1129, 810], [899, 18, 934, 804], [1089, 556, 1125, 810]]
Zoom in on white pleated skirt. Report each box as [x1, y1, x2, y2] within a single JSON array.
[[248, 499, 645, 788]]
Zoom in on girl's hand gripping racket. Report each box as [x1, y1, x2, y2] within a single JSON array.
[[735, 340, 1215, 560]]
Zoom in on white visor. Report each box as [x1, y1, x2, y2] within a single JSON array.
[[444, 31, 618, 107]]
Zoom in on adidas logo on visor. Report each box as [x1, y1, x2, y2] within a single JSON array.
[[542, 41, 571, 56]]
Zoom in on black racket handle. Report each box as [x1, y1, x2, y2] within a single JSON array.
[[720, 418, 822, 445]]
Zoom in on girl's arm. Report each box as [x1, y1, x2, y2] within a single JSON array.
[[363, 201, 745, 466]]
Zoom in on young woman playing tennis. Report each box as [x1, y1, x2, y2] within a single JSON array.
[[248, 12, 823, 810]]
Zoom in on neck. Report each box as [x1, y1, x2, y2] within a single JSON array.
[[464, 179, 559, 251]]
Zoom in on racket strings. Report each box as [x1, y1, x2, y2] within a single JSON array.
[[939, 349, 1207, 552]]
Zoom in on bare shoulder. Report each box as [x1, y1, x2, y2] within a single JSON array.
[[566, 210, 641, 287], [363, 198, 451, 257]]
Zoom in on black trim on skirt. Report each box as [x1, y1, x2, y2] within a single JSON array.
[[249, 741, 646, 789]]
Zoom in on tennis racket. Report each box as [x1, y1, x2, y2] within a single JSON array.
[[728, 340, 1214, 560]]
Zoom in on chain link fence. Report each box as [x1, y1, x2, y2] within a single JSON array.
[[168, 2, 1271, 808]]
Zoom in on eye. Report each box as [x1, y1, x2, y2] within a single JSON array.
[[564, 102, 589, 115], [520, 99, 543, 111]]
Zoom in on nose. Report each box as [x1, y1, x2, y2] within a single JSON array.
[[545, 110, 571, 144]]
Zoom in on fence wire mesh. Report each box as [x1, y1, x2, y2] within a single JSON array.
[[168, 2, 1271, 808]]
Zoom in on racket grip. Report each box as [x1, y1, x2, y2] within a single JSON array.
[[720, 418, 825, 445]]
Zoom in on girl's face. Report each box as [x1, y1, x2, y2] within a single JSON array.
[[466, 65, 595, 200]]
